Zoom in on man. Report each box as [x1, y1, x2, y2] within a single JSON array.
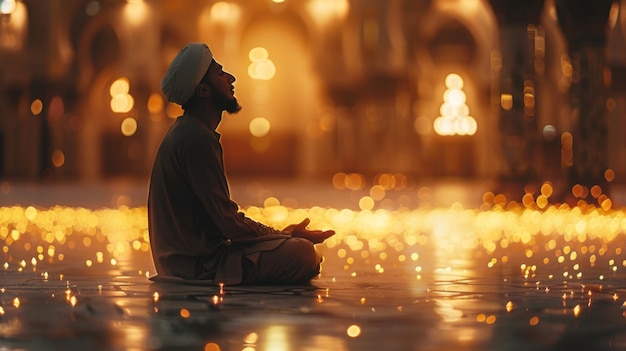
[[148, 43, 335, 285]]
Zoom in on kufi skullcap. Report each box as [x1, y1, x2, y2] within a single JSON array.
[[161, 43, 213, 105]]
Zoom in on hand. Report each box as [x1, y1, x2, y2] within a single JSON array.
[[283, 218, 335, 244]]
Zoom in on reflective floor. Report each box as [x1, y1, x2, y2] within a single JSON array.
[[2, 179, 626, 351]]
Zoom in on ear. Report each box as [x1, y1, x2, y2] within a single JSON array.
[[196, 82, 211, 97]]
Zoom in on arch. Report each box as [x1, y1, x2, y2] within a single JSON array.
[[216, 8, 327, 177], [408, 1, 498, 178], [72, 17, 122, 180], [427, 19, 477, 66]]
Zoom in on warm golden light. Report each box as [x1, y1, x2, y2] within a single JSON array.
[[346, 324, 361, 337], [147, 93, 164, 114], [209, 1, 240, 24], [2, 171, 626, 344], [445, 73, 464, 90], [124, 0, 148, 25], [204, 343, 221, 351], [500, 94, 513, 111], [180, 308, 190, 318], [249, 117, 271, 137], [307, 0, 350, 27], [249, 47, 269, 62], [30, 99, 43, 115], [605, 169, 615, 182], [332, 173, 347, 189], [243, 332, 258, 344], [358, 196, 374, 211], [345, 173, 365, 190], [434, 74, 476, 136], [264, 326, 288, 350], [248, 47, 276, 80], [110, 78, 134, 113], [121, 117, 138, 136], [111, 94, 135, 113], [51, 149, 65, 168], [166, 103, 183, 118], [110, 78, 130, 96]]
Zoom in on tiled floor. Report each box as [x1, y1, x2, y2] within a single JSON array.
[[2, 180, 626, 350]]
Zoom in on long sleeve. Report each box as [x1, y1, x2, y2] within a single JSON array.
[[181, 130, 285, 241]]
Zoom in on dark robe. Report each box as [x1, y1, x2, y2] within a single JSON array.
[[148, 115, 291, 285]]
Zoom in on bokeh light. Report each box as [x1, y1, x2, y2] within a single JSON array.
[[110, 78, 134, 113], [434, 73, 477, 136], [121, 117, 138, 136], [248, 47, 276, 80], [249, 117, 271, 137], [30, 99, 43, 116], [0, 0, 16, 14]]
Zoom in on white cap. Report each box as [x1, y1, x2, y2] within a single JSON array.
[[161, 43, 213, 105]]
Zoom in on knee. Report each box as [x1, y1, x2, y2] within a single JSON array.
[[286, 238, 319, 267]]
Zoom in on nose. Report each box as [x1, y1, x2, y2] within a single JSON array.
[[227, 72, 236, 83]]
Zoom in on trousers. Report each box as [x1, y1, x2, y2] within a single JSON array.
[[240, 237, 322, 284]]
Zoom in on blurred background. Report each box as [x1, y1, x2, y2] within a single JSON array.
[[1, 0, 625, 201]]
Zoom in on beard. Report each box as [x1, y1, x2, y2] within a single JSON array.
[[211, 90, 242, 114]]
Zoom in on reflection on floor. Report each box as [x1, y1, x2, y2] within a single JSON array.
[[2, 180, 626, 350]]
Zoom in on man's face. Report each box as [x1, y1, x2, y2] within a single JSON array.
[[206, 60, 242, 114]]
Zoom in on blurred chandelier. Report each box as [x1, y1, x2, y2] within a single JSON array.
[[433, 73, 477, 136]]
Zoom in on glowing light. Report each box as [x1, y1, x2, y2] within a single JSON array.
[[121, 117, 138, 136], [346, 324, 361, 337], [248, 47, 276, 80], [124, 0, 148, 25], [369, 185, 386, 201], [111, 94, 135, 114], [110, 78, 130, 96], [500, 94, 513, 111], [166, 103, 183, 118], [249, 117, 271, 137], [51, 149, 65, 168], [110, 78, 134, 113], [434, 74, 476, 136], [30, 99, 43, 115], [445, 73, 464, 89], [359, 196, 374, 211], [307, 0, 349, 27], [204, 343, 221, 351], [180, 308, 190, 318], [210, 2, 240, 24], [605, 169, 615, 182], [243, 332, 258, 344], [0, 0, 16, 14], [249, 47, 269, 62], [147, 93, 164, 114], [543, 125, 557, 140], [345, 173, 365, 190]]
